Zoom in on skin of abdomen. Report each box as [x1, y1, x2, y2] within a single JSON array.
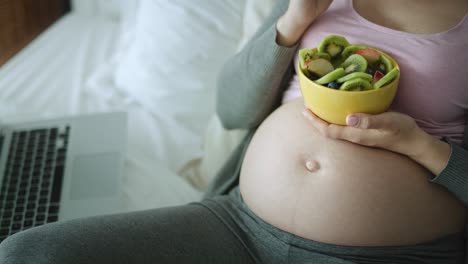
[[239, 98, 467, 246]]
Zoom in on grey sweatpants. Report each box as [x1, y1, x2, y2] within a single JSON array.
[[0, 200, 257, 263], [0, 187, 464, 264]]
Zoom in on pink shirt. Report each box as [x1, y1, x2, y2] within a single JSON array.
[[283, 0, 468, 145]]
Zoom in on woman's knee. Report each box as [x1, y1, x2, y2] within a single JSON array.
[[0, 228, 55, 264]]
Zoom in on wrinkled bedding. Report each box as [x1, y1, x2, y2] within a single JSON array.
[[0, 13, 202, 212]]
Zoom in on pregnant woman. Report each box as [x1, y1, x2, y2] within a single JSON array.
[[1, 0, 467, 263]]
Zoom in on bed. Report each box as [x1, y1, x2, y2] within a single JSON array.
[[0, 0, 275, 212]]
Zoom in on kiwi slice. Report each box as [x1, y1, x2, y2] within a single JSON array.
[[331, 56, 346, 69], [314, 52, 331, 61], [299, 48, 317, 70], [340, 54, 368, 74], [340, 78, 373, 91], [318, 35, 350, 59], [336, 72, 372, 83], [315, 68, 345, 85], [299, 49, 332, 70], [379, 53, 394, 73], [374, 68, 399, 88], [341, 45, 368, 58]]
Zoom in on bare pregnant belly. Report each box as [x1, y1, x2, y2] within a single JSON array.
[[239, 98, 466, 246]]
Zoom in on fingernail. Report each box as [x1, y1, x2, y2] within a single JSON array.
[[302, 109, 310, 119], [346, 116, 359, 126]]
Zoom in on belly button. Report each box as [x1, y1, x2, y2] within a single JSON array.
[[305, 160, 320, 172]]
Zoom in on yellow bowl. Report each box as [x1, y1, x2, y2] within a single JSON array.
[[298, 49, 400, 125]]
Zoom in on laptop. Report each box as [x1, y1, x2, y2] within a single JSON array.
[[0, 112, 127, 242]]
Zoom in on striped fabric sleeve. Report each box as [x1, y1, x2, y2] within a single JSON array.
[[430, 124, 468, 206]]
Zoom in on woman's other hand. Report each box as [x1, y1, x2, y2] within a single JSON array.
[[302, 109, 452, 175], [277, 0, 333, 47]]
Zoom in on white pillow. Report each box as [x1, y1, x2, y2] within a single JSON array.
[[117, 0, 140, 52], [71, 0, 122, 19], [237, 0, 276, 51], [96, 0, 122, 19], [114, 0, 245, 131], [71, 0, 95, 15], [180, 0, 277, 190]]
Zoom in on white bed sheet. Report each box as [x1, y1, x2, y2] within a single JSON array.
[[0, 13, 202, 212]]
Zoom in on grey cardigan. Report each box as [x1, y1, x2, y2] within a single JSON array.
[[204, 0, 468, 208]]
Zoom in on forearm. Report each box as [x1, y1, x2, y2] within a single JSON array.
[[409, 127, 468, 206], [431, 142, 468, 206], [409, 131, 451, 176], [276, 12, 311, 47]]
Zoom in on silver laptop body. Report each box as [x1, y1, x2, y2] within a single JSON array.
[[0, 112, 126, 240]]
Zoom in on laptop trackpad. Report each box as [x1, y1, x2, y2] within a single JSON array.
[[70, 153, 120, 200]]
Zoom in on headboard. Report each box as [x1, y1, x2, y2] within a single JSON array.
[[0, 0, 70, 66]]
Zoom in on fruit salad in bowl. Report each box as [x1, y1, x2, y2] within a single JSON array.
[[298, 35, 400, 125]]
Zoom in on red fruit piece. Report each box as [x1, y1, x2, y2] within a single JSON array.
[[372, 70, 384, 84], [356, 48, 380, 64]]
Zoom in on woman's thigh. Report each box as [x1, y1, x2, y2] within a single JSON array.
[[0, 202, 255, 264]]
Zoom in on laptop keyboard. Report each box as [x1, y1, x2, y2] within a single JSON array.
[[0, 127, 69, 242]]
